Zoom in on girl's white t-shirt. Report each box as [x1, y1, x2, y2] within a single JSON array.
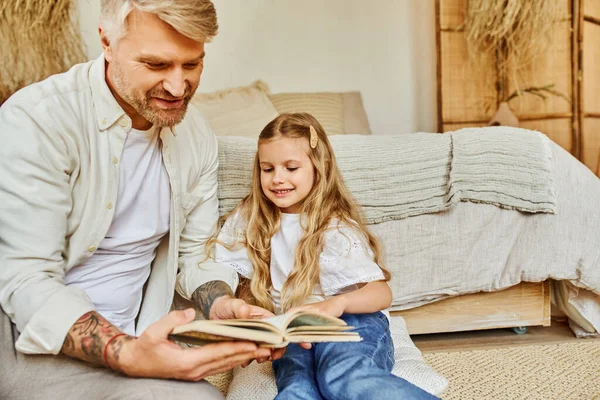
[[215, 212, 386, 312], [65, 127, 170, 334]]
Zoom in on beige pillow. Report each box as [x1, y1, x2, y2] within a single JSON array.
[[269, 92, 345, 135], [191, 80, 279, 137], [343, 92, 372, 134], [269, 91, 372, 135]]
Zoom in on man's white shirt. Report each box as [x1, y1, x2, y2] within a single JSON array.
[[0, 56, 239, 354], [65, 127, 170, 335]]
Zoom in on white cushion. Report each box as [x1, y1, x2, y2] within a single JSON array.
[[225, 316, 447, 399]]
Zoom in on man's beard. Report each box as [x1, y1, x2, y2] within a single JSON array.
[[112, 61, 197, 127]]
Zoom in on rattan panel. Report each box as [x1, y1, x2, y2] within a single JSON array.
[[507, 20, 573, 116], [583, 22, 600, 114], [442, 122, 486, 132], [582, 118, 600, 175], [440, 31, 497, 123], [584, 0, 600, 20], [440, 0, 466, 30], [520, 118, 573, 154]]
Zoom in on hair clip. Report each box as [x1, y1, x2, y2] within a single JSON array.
[[309, 125, 318, 149]]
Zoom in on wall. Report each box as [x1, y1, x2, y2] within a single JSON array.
[[77, 0, 437, 134]]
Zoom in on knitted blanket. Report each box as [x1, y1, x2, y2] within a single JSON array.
[[216, 127, 556, 223]]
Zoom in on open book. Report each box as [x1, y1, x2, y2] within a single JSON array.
[[169, 310, 362, 348]]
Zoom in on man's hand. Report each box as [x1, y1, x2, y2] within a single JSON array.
[[191, 280, 274, 320], [61, 308, 271, 380], [192, 280, 290, 362], [210, 296, 293, 362], [191, 280, 235, 319], [209, 295, 272, 320], [113, 309, 272, 380]]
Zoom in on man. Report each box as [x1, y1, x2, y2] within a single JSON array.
[[0, 1, 277, 398]]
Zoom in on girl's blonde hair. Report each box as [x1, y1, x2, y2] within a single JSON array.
[[207, 112, 390, 312], [100, 0, 218, 44]]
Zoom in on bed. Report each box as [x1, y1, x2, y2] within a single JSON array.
[[393, 281, 551, 335], [191, 81, 600, 338]]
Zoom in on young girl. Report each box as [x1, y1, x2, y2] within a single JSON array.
[[207, 113, 437, 400]]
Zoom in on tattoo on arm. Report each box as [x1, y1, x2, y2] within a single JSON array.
[[192, 280, 234, 319], [60, 311, 133, 369]]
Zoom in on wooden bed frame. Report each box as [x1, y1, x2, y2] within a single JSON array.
[[391, 281, 551, 335]]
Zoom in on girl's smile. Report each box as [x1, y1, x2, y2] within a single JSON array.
[[271, 188, 295, 197]]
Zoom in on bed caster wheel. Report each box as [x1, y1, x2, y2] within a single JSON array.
[[512, 326, 528, 335]]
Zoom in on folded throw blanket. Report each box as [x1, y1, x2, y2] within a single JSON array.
[[449, 127, 556, 214], [216, 127, 556, 223]]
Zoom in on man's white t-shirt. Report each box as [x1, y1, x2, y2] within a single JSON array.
[[65, 127, 170, 334]]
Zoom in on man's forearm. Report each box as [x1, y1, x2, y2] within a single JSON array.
[[191, 280, 234, 319], [60, 311, 133, 369]]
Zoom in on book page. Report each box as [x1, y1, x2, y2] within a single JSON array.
[[287, 325, 352, 333], [170, 320, 283, 344], [207, 319, 281, 334], [169, 312, 358, 347], [204, 315, 291, 332], [286, 313, 346, 329], [256, 310, 347, 331], [260, 314, 294, 331], [171, 310, 348, 340]]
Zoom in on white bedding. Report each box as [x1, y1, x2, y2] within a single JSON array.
[[381, 142, 600, 334]]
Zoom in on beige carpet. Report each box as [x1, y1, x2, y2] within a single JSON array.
[[207, 341, 600, 399], [423, 341, 600, 399]]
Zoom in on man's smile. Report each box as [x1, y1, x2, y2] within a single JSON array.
[[153, 97, 185, 109]]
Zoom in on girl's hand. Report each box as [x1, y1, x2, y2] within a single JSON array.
[[290, 296, 347, 318]]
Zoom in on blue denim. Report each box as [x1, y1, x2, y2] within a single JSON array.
[[272, 312, 439, 400]]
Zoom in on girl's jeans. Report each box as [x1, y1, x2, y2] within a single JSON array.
[[272, 311, 439, 400]]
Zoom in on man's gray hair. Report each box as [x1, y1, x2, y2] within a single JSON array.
[[100, 0, 218, 44]]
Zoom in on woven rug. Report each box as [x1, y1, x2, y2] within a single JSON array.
[[423, 341, 600, 399]]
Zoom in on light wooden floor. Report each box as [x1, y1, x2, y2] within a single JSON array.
[[412, 318, 600, 353]]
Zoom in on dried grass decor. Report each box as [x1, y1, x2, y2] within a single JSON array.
[[0, 0, 86, 105], [462, 0, 565, 95]]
